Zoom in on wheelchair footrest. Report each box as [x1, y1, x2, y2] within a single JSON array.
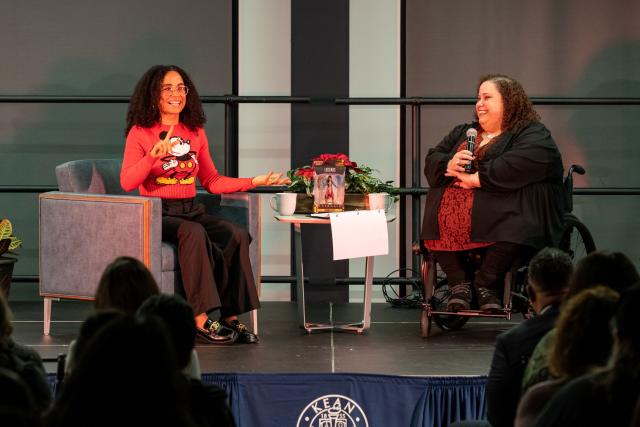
[[428, 309, 511, 319]]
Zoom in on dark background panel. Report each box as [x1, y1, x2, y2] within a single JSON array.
[[406, 0, 640, 97], [0, 0, 232, 95], [0, 0, 233, 289], [414, 105, 640, 261], [406, 0, 640, 266], [416, 105, 640, 188], [291, 0, 350, 302]]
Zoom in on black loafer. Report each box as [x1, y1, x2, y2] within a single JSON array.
[[221, 319, 259, 344], [196, 319, 237, 345]]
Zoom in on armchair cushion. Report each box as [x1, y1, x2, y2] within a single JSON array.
[[55, 159, 128, 195]]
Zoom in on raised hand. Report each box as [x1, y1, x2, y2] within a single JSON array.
[[149, 125, 174, 157]]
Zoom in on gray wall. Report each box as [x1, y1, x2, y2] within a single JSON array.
[[3, 0, 639, 300], [406, 0, 640, 264], [1, 1, 233, 294]]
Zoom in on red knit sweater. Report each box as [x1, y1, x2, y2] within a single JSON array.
[[121, 123, 255, 198]]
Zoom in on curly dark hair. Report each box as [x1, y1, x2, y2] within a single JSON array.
[[125, 65, 206, 135], [474, 74, 540, 133]]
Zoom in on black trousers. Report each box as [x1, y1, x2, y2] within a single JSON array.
[[432, 242, 522, 290], [161, 198, 260, 317]]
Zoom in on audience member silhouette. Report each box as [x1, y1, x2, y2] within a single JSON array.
[[522, 250, 640, 392], [514, 286, 619, 427], [94, 256, 160, 314], [138, 294, 237, 427], [45, 313, 195, 427], [535, 283, 640, 426], [0, 291, 51, 415], [63, 310, 123, 377], [0, 366, 43, 427], [566, 250, 640, 297], [64, 256, 161, 376], [484, 247, 573, 427]]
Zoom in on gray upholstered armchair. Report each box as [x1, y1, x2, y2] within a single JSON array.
[[39, 159, 261, 335]]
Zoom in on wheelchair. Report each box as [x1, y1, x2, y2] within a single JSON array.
[[418, 164, 596, 338]]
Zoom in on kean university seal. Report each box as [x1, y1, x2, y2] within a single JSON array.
[[296, 394, 369, 427]]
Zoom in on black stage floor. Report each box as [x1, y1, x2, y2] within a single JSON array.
[[10, 300, 520, 376]]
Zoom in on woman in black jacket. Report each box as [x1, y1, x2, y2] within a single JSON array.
[[421, 74, 567, 312]]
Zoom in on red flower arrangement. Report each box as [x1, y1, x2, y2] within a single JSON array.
[[287, 153, 396, 196]]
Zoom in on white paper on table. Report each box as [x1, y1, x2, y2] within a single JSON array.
[[329, 210, 388, 260]]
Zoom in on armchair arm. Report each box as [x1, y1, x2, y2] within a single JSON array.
[[39, 192, 163, 299]]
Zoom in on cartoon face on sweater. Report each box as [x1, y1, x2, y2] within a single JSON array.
[[156, 136, 199, 185]]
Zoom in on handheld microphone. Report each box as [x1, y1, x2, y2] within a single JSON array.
[[159, 131, 168, 140], [464, 128, 477, 173]]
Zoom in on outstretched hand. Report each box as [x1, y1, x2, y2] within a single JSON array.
[[252, 171, 291, 186], [149, 125, 174, 157]]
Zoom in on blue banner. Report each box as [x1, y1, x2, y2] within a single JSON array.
[[202, 373, 487, 427]]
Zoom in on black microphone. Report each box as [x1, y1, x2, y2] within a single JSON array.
[[159, 131, 168, 140], [464, 128, 477, 173]]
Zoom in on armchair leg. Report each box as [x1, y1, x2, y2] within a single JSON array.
[[250, 309, 258, 335], [44, 297, 52, 336]]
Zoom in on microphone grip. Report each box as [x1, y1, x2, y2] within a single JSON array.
[[464, 140, 475, 173]]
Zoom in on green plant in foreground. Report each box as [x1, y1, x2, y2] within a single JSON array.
[[0, 219, 22, 258]]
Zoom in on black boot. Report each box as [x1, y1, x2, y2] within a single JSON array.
[[447, 282, 472, 311], [477, 287, 502, 312]]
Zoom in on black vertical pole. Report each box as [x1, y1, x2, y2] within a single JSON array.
[[398, 0, 408, 297], [412, 103, 422, 273], [224, 102, 239, 177], [291, 1, 350, 304], [225, 0, 239, 177]]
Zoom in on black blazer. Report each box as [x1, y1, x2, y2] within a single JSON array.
[[421, 121, 568, 248], [486, 305, 561, 427]]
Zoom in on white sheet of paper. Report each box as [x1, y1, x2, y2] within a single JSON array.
[[329, 210, 388, 260]]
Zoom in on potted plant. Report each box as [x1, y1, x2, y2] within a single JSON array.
[[287, 153, 397, 212], [0, 219, 22, 297]]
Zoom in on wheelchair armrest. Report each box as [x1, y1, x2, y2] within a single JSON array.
[[39, 192, 163, 299]]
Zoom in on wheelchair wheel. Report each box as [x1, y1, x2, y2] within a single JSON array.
[[559, 213, 596, 261], [431, 277, 470, 331], [420, 308, 431, 338]]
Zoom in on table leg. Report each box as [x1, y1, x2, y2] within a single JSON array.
[[362, 255, 374, 330], [294, 223, 307, 329], [292, 222, 374, 334]]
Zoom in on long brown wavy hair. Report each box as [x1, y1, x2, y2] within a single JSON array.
[[474, 74, 540, 133], [125, 65, 206, 135], [94, 256, 160, 315], [548, 286, 619, 379]]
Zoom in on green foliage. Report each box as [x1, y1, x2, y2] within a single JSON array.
[[344, 165, 397, 195], [0, 219, 22, 257]]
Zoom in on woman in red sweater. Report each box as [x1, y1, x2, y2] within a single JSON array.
[[121, 65, 288, 345]]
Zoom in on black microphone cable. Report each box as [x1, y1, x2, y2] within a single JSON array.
[[382, 268, 423, 308]]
